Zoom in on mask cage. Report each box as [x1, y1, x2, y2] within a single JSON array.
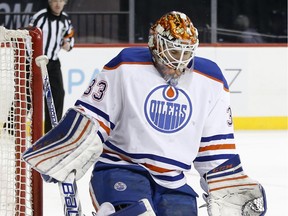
[[156, 34, 198, 71]]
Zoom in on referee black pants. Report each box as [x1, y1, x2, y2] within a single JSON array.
[[44, 59, 65, 133]]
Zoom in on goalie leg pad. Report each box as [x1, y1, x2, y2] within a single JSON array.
[[204, 154, 267, 216], [22, 108, 103, 181]]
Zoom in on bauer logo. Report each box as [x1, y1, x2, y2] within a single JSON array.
[[144, 85, 192, 133]]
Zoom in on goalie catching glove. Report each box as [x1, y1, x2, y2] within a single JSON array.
[[203, 154, 267, 216], [22, 108, 103, 182]]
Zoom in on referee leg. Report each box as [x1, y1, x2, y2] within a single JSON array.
[[45, 59, 65, 133]]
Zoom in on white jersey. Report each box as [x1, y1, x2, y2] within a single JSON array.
[[75, 47, 237, 189]]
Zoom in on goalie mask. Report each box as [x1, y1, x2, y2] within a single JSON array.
[[148, 11, 199, 86]]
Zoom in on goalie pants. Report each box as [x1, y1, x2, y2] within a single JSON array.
[[44, 59, 65, 133], [90, 164, 198, 216]]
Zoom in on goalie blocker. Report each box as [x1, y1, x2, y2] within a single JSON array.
[[204, 154, 267, 216], [22, 108, 103, 182]]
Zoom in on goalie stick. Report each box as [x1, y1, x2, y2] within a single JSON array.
[[35, 55, 82, 216]]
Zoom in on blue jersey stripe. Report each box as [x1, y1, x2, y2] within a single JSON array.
[[194, 154, 235, 162], [100, 153, 122, 162], [104, 141, 191, 170], [201, 133, 234, 142], [104, 47, 153, 69], [97, 131, 104, 143], [105, 47, 228, 90], [75, 100, 115, 130], [206, 167, 244, 180], [194, 56, 229, 90], [153, 173, 185, 181]]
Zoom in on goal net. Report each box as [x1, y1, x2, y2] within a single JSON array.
[[0, 26, 43, 216]]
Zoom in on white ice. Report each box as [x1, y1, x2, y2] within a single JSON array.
[[44, 130, 288, 215]]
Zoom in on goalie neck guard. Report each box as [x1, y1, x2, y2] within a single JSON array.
[[148, 11, 199, 86]]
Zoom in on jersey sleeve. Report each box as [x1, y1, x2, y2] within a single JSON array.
[[28, 9, 45, 27], [193, 88, 238, 192], [62, 12, 75, 49], [74, 62, 123, 144], [193, 63, 238, 171]]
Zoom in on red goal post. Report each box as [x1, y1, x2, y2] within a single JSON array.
[[0, 26, 43, 216]]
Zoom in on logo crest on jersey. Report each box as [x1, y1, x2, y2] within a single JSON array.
[[114, 182, 127, 191], [144, 85, 192, 133]]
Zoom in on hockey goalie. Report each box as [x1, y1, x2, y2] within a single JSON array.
[[23, 11, 267, 216]]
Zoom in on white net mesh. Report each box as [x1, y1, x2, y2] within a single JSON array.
[[0, 26, 34, 216]]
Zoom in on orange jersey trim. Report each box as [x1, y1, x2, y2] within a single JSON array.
[[194, 69, 229, 92], [103, 61, 153, 70], [199, 144, 236, 152], [208, 175, 248, 184], [97, 119, 110, 136], [64, 29, 75, 38], [209, 183, 258, 192], [102, 149, 174, 173]]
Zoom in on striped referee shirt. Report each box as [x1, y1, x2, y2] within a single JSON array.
[[29, 7, 75, 60]]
